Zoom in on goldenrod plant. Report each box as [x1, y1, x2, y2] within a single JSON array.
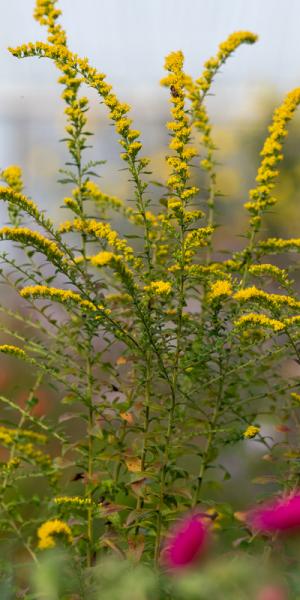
[[2, 1, 300, 597]]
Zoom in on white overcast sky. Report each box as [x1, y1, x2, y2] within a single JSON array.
[[0, 0, 299, 99]]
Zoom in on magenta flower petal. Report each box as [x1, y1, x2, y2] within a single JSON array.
[[162, 513, 208, 569], [248, 492, 300, 533]]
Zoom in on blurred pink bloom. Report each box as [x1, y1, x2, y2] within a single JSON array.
[[162, 513, 208, 569], [248, 491, 300, 532], [256, 585, 288, 600]]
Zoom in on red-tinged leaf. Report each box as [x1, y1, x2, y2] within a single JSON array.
[[261, 453, 274, 462], [232, 536, 250, 548], [252, 475, 278, 484], [71, 472, 85, 481], [276, 424, 291, 433], [125, 509, 153, 527], [101, 537, 125, 558], [99, 502, 128, 516], [129, 477, 148, 497], [127, 534, 145, 562], [169, 486, 193, 500], [58, 412, 78, 423]]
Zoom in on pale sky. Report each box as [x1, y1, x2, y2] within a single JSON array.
[[1, 0, 299, 99]]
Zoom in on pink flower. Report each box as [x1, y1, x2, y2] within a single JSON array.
[[256, 585, 288, 600], [248, 491, 300, 533], [162, 513, 208, 569]]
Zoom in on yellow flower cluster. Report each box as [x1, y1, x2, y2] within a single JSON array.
[[0, 187, 40, 220], [0, 226, 64, 264], [161, 50, 199, 205], [89, 253, 135, 295], [259, 237, 300, 254], [208, 279, 232, 302], [85, 181, 130, 217], [184, 226, 214, 259], [20, 285, 96, 312], [20, 442, 52, 468], [187, 263, 228, 280], [0, 430, 13, 445], [243, 425, 260, 439], [54, 496, 92, 506], [0, 166, 23, 193], [234, 286, 300, 311], [59, 218, 136, 264], [90, 251, 115, 267], [247, 88, 300, 228], [34, 0, 94, 198], [34, 0, 67, 46], [144, 281, 172, 295], [0, 426, 47, 445], [234, 313, 285, 332], [0, 345, 26, 359], [15, 428, 46, 443], [37, 519, 72, 550], [248, 263, 289, 286], [9, 41, 150, 171], [291, 392, 300, 403], [188, 32, 257, 214], [6, 458, 21, 470], [105, 292, 131, 303], [284, 315, 300, 327], [196, 31, 258, 95]]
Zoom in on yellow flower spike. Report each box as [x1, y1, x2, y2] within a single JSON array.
[[186, 32, 257, 231], [291, 392, 300, 403], [195, 31, 257, 95], [0, 426, 46, 445], [59, 218, 138, 265], [284, 315, 300, 327], [37, 519, 72, 550], [0, 187, 40, 220], [234, 286, 300, 311], [0, 226, 64, 264], [90, 253, 136, 293], [246, 88, 300, 222], [184, 227, 214, 254], [259, 238, 300, 254], [234, 313, 285, 333], [248, 263, 290, 285], [0, 345, 26, 360], [34, 0, 67, 46], [54, 496, 92, 507], [0, 427, 46, 444], [20, 442, 52, 468], [20, 285, 96, 312], [243, 425, 260, 439], [9, 40, 147, 183], [161, 48, 199, 210]]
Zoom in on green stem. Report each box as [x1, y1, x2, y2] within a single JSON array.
[[1, 372, 43, 494], [154, 220, 186, 565], [86, 357, 94, 568], [136, 352, 152, 517], [193, 341, 225, 507]]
